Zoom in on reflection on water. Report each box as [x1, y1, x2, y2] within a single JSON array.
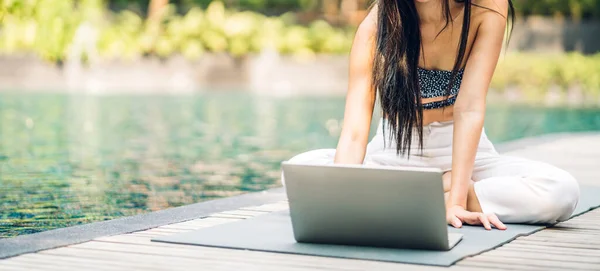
[[0, 93, 599, 238]]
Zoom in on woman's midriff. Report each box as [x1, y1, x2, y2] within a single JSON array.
[[380, 97, 455, 125], [422, 97, 455, 125]]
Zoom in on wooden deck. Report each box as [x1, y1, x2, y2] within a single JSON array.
[[2, 133, 600, 271]]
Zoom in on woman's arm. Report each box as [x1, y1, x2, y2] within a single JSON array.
[[334, 9, 378, 164], [448, 2, 508, 224]]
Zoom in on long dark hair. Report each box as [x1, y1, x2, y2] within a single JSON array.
[[372, 0, 515, 156]]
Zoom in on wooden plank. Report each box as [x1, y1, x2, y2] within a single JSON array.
[[237, 207, 273, 213], [499, 244, 600, 257], [536, 232, 600, 239], [0, 259, 70, 271], [537, 228, 600, 236], [40, 247, 322, 271], [481, 249, 600, 264], [162, 217, 239, 228], [41, 247, 239, 270], [96, 233, 450, 271], [127, 232, 165, 238], [558, 221, 600, 228], [457, 260, 561, 271], [563, 217, 600, 223], [448, 266, 500, 271], [0, 265, 33, 271], [574, 209, 600, 216], [98, 231, 425, 271], [3, 254, 134, 271], [52, 246, 436, 271], [545, 227, 600, 235], [218, 210, 267, 217], [520, 235, 600, 245], [0, 265, 40, 271], [462, 255, 600, 270], [129, 230, 177, 236], [0, 257, 116, 271], [155, 224, 210, 230], [207, 214, 252, 219], [165, 218, 208, 225], [63, 241, 443, 271], [108, 217, 238, 238], [512, 239, 600, 250], [14, 253, 169, 271], [572, 209, 600, 216], [566, 218, 600, 223], [568, 215, 600, 221], [152, 217, 245, 232], [140, 228, 192, 234], [132, 217, 236, 234], [97, 232, 426, 270], [96, 233, 390, 269], [497, 247, 599, 258], [239, 202, 289, 212], [532, 231, 600, 240], [95, 235, 180, 246], [144, 224, 211, 232], [69, 240, 369, 269], [544, 224, 600, 233], [112, 217, 246, 237], [40, 248, 301, 271]]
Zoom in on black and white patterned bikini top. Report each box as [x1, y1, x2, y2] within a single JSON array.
[[418, 67, 464, 110]]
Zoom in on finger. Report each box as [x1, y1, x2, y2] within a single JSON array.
[[488, 214, 507, 230], [452, 215, 462, 228], [479, 214, 492, 230], [447, 212, 463, 228], [458, 209, 480, 225]]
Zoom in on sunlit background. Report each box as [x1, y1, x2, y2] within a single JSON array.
[[1, 0, 600, 237]]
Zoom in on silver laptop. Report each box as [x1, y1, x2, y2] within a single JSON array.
[[281, 162, 463, 251]]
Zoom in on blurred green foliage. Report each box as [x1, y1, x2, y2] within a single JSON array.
[[0, 0, 105, 62], [109, 0, 600, 19], [0, 0, 353, 62], [493, 53, 600, 97], [3, 0, 600, 64], [108, 0, 319, 15], [1, 0, 600, 95], [513, 0, 600, 19]]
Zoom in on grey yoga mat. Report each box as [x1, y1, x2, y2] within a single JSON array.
[[153, 186, 600, 266]]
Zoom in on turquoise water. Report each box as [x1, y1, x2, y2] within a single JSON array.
[[1, 93, 599, 238]]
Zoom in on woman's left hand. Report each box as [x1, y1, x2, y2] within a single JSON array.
[[446, 205, 507, 230]]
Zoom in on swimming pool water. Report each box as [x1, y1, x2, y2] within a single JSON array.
[[1, 93, 599, 237]]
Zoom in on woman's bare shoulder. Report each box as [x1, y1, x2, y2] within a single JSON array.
[[471, 0, 509, 23], [356, 4, 378, 38]]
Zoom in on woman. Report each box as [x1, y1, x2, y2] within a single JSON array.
[[285, 0, 580, 230]]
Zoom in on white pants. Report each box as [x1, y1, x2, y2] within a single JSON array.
[[285, 119, 580, 224]]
